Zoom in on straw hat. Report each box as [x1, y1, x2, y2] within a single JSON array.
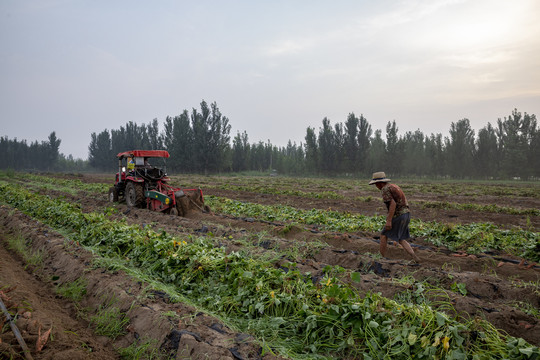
[[369, 171, 391, 185]]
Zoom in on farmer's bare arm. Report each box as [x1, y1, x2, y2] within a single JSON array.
[[386, 199, 396, 230]]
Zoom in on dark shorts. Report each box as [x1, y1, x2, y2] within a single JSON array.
[[381, 212, 411, 241]]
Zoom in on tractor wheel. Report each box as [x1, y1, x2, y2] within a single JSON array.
[[126, 182, 144, 208], [108, 187, 119, 202]]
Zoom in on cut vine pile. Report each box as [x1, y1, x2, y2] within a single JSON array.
[[0, 172, 538, 359]]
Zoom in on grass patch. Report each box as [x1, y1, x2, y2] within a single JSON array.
[[508, 301, 540, 320], [117, 338, 161, 360], [90, 299, 132, 339], [56, 277, 88, 302], [5, 232, 43, 268]]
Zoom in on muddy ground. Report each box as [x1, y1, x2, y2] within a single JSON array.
[[1, 173, 539, 359]]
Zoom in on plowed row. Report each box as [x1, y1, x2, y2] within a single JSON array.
[[0, 172, 538, 359]]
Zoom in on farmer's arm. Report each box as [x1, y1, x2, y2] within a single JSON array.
[[385, 199, 396, 230]]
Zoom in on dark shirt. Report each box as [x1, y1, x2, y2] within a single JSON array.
[[381, 183, 409, 217]]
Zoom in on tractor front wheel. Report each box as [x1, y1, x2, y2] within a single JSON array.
[[126, 182, 144, 208], [108, 187, 118, 202]]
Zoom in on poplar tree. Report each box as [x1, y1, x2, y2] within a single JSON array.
[[88, 130, 112, 170], [304, 127, 318, 174], [357, 115, 372, 174], [445, 119, 475, 178]]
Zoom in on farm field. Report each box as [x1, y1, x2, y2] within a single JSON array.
[[0, 171, 539, 359]]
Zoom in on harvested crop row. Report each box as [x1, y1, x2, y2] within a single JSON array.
[[206, 196, 540, 262], [1, 181, 538, 359]]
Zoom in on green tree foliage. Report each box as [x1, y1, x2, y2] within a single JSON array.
[[385, 121, 403, 175], [445, 119, 475, 178], [282, 140, 305, 175], [497, 109, 538, 179], [79, 104, 540, 179], [0, 132, 62, 171], [333, 122, 345, 173], [402, 130, 426, 176], [163, 111, 193, 172], [87, 101, 231, 173], [530, 121, 540, 179], [3, 104, 537, 180], [475, 123, 499, 178], [425, 133, 445, 177], [302, 115, 373, 176], [357, 114, 372, 173], [368, 129, 386, 171], [318, 117, 338, 175], [344, 113, 359, 171], [109, 120, 162, 156], [191, 101, 232, 174], [88, 130, 112, 171], [147, 118, 163, 150], [304, 127, 319, 173], [47, 132, 61, 165], [249, 140, 273, 172], [232, 131, 250, 172]]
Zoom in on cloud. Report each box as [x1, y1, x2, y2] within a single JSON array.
[[364, 0, 466, 30], [263, 39, 312, 57]]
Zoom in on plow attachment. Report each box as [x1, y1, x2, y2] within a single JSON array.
[[174, 188, 211, 216]]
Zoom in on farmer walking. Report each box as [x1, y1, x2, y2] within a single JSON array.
[[369, 172, 420, 263]]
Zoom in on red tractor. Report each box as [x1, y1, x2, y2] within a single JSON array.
[[108, 150, 208, 216]]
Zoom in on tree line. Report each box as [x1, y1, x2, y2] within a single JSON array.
[[88, 101, 232, 174], [2, 101, 539, 179], [236, 110, 539, 179], [0, 132, 66, 171]]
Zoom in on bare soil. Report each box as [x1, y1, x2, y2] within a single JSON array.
[[1, 173, 538, 359]]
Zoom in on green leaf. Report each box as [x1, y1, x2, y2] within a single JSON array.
[[420, 335, 429, 348], [351, 272, 362, 283], [519, 347, 534, 356], [436, 312, 447, 326], [448, 349, 467, 359], [255, 302, 265, 314]]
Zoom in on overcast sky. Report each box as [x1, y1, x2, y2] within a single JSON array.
[[1, 0, 539, 160]]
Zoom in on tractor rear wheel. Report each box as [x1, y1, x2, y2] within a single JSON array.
[[126, 182, 144, 208], [108, 187, 118, 202]]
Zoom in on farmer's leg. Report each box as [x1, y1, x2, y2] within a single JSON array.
[[398, 239, 420, 262], [380, 234, 388, 257]]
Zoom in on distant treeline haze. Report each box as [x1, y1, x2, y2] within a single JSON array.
[[0, 131, 87, 172], [1, 101, 539, 179]]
